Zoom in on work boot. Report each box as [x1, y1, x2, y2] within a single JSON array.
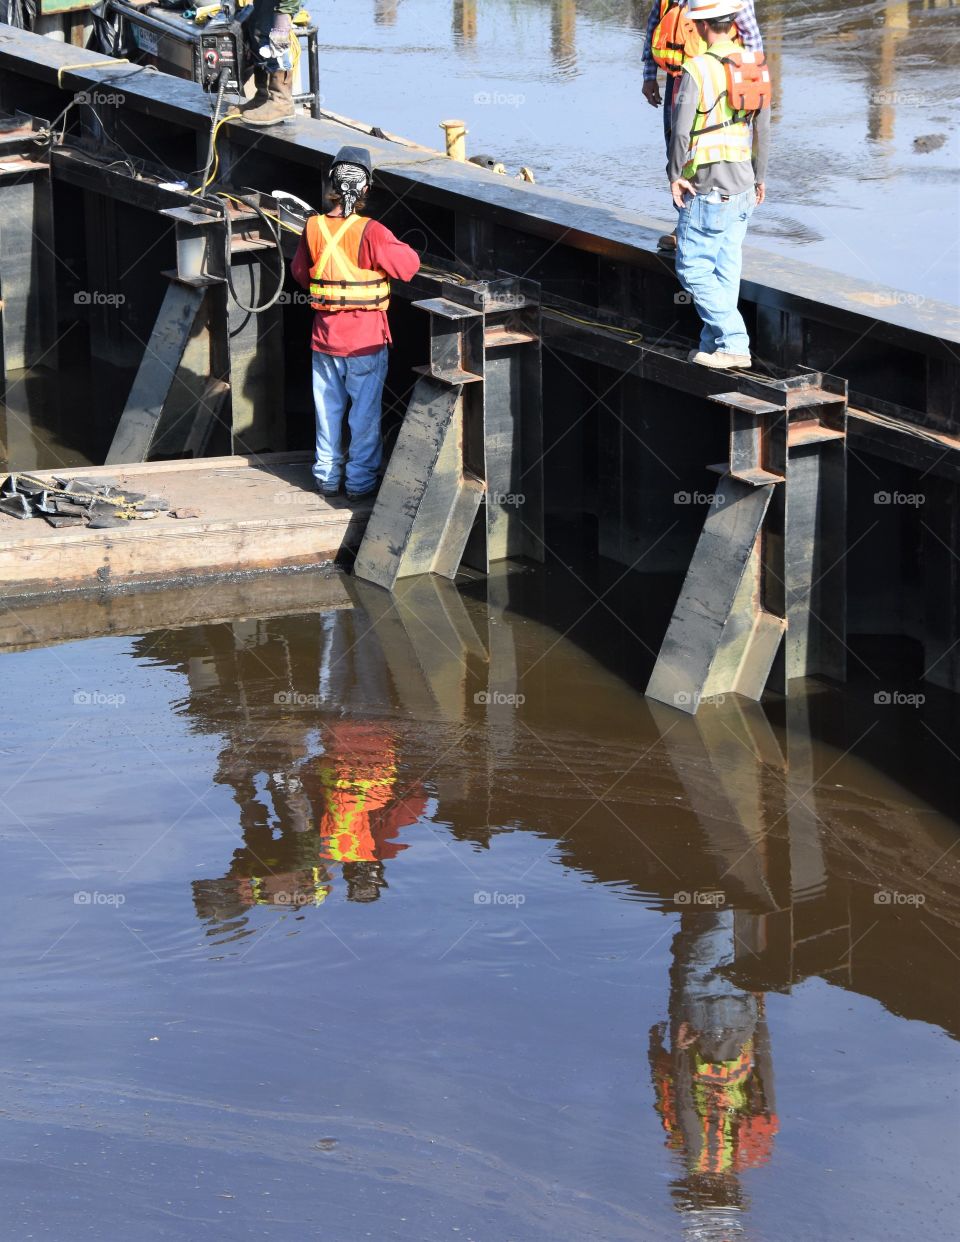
[[243, 71, 296, 127], [226, 68, 269, 117], [691, 350, 752, 370]]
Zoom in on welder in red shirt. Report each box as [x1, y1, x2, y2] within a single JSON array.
[[290, 146, 421, 500]]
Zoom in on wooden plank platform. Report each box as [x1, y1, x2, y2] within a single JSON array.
[[0, 453, 372, 599]]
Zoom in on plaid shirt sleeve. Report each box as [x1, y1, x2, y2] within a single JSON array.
[[641, 1, 662, 82], [736, 0, 764, 52]]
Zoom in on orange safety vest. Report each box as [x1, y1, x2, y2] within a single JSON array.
[[651, 0, 741, 76], [305, 213, 391, 312]]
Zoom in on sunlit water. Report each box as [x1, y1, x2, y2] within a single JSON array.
[[312, 0, 960, 305], [1, 567, 957, 1238]]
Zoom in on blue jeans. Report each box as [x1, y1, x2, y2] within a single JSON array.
[[311, 347, 388, 493], [675, 187, 755, 356]]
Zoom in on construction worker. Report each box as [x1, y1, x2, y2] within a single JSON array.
[[235, 0, 299, 126], [667, 0, 770, 369], [290, 147, 421, 500], [642, 0, 763, 251]]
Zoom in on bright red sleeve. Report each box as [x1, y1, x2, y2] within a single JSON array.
[[290, 230, 312, 290], [359, 219, 421, 282]]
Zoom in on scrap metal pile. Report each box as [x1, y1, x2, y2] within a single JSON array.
[[0, 473, 169, 528]]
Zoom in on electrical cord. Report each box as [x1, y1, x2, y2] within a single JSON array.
[[218, 193, 286, 314]]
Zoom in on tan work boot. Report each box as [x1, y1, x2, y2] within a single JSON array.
[[691, 350, 752, 370], [243, 70, 295, 126], [227, 68, 270, 117]]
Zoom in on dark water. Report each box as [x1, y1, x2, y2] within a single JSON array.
[[1, 563, 958, 1239], [313, 0, 960, 305]]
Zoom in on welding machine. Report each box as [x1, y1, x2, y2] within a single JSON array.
[[102, 0, 321, 113]]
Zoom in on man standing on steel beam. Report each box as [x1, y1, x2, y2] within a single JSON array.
[[641, 0, 763, 252], [667, 0, 771, 370], [290, 147, 420, 500], [238, 0, 300, 126]]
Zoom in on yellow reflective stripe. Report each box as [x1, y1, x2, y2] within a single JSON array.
[[315, 214, 360, 284], [682, 49, 753, 177]]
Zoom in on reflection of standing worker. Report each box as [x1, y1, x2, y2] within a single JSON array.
[[303, 721, 425, 903], [290, 147, 421, 500], [649, 910, 778, 1234], [668, 0, 771, 370], [235, 0, 299, 127], [642, 0, 763, 253]]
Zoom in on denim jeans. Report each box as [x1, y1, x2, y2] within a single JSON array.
[[311, 347, 388, 493], [675, 187, 755, 356]]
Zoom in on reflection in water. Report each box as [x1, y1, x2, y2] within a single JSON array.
[[113, 562, 960, 1236], [650, 911, 777, 1238], [550, 0, 578, 76], [452, 0, 477, 45], [374, 0, 398, 25]]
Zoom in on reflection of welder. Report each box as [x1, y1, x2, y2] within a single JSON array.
[[302, 721, 424, 903], [649, 910, 778, 1238]]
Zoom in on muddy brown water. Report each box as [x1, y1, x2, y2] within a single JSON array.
[[1, 560, 958, 1239], [314, 0, 960, 305]]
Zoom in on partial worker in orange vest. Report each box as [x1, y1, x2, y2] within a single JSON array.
[[291, 147, 421, 500], [642, 0, 763, 252]]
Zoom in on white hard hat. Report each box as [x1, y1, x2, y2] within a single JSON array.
[[686, 0, 743, 20]]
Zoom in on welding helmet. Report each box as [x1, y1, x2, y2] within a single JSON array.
[[328, 146, 374, 217]]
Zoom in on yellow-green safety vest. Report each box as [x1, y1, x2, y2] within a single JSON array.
[[681, 40, 754, 179]]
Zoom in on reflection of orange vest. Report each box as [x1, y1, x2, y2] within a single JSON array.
[[305, 214, 390, 312], [317, 754, 397, 863]]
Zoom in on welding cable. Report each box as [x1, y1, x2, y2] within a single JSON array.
[[200, 68, 230, 192], [220, 194, 286, 314]]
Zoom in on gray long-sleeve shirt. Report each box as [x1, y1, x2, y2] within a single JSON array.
[[667, 54, 770, 195]]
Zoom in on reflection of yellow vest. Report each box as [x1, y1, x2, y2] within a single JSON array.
[[306, 214, 391, 312], [318, 762, 397, 862], [691, 1039, 755, 1173], [682, 41, 753, 178]]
